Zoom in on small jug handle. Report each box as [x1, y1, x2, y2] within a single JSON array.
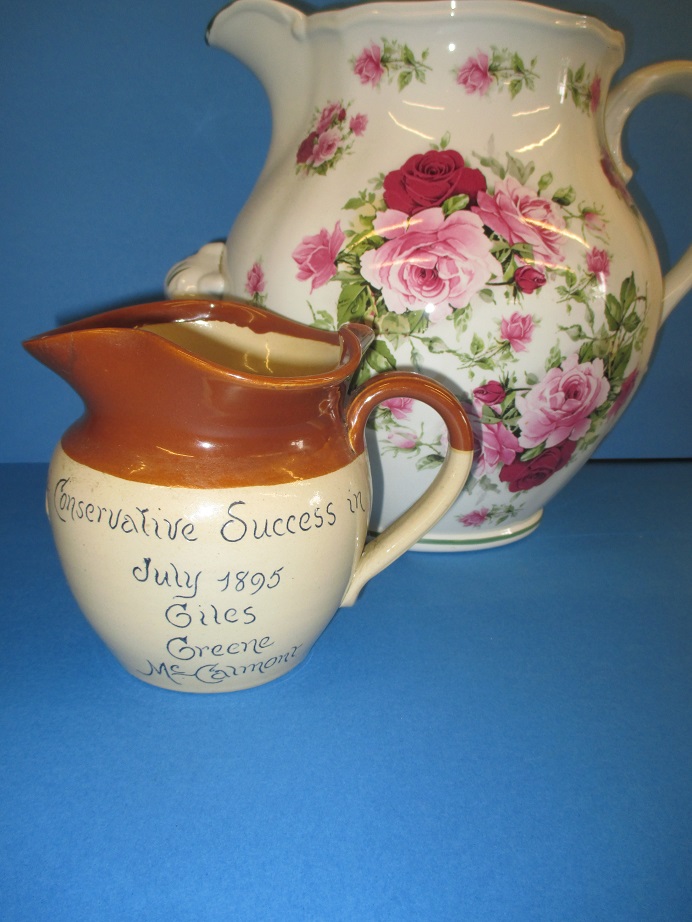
[[605, 61, 692, 322], [340, 372, 474, 607]]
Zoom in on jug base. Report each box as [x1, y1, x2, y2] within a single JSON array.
[[390, 508, 543, 552]]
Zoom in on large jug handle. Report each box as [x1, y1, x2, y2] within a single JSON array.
[[339, 373, 474, 607], [605, 61, 692, 322]]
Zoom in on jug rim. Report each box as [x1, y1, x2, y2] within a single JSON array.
[[209, 0, 624, 51], [24, 299, 371, 390]]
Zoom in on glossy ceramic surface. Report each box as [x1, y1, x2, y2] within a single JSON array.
[[167, 0, 692, 549], [24, 299, 474, 690]]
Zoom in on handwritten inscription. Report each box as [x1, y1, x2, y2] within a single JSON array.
[[52, 473, 362, 689], [220, 500, 337, 543], [53, 478, 198, 542]]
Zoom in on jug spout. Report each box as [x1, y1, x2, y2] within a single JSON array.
[[207, 0, 309, 109], [24, 299, 373, 489]]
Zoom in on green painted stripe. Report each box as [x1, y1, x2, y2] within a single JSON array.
[[367, 517, 541, 547]]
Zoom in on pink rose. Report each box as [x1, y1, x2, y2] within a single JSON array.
[[586, 247, 610, 280], [516, 353, 610, 448], [292, 222, 345, 292], [308, 128, 342, 168], [480, 422, 521, 469], [499, 439, 576, 493], [460, 508, 490, 527], [349, 113, 368, 137], [514, 264, 546, 294], [353, 43, 385, 86], [381, 396, 414, 420], [360, 207, 502, 321], [316, 102, 346, 133], [244, 261, 265, 297], [383, 149, 487, 215], [473, 380, 506, 406], [500, 311, 534, 352], [456, 52, 493, 96], [473, 176, 567, 264], [589, 75, 602, 113], [388, 430, 418, 450], [583, 210, 606, 235]]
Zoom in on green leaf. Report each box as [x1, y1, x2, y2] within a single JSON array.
[[506, 154, 534, 185], [592, 337, 610, 359], [336, 282, 370, 327], [552, 185, 576, 206], [578, 341, 595, 363], [427, 336, 449, 354], [509, 79, 523, 99], [605, 293, 623, 331], [379, 311, 413, 349], [416, 453, 445, 471], [480, 405, 502, 424], [442, 194, 470, 216], [398, 70, 413, 91], [311, 310, 336, 331], [546, 343, 563, 370], [478, 288, 496, 304], [511, 242, 534, 260], [470, 333, 485, 355], [474, 152, 506, 179], [520, 442, 548, 462], [366, 339, 397, 372], [610, 341, 632, 381], [562, 324, 586, 341], [621, 310, 641, 333], [343, 195, 366, 210], [620, 273, 637, 311], [537, 172, 553, 193]]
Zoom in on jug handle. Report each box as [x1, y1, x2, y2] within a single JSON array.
[[339, 372, 474, 607], [605, 61, 692, 322]]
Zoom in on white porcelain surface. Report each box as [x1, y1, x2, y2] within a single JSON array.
[[167, 0, 692, 549]]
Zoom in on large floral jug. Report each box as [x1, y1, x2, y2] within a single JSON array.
[[166, 0, 692, 550]]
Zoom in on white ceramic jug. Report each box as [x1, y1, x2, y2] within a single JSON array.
[[167, 0, 692, 549]]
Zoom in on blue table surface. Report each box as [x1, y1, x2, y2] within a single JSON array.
[[1, 461, 691, 921]]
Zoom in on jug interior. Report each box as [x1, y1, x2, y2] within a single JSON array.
[[140, 320, 341, 377]]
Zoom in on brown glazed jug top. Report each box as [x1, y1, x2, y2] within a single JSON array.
[[24, 299, 376, 488]]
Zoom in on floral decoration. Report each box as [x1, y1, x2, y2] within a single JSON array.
[[455, 47, 539, 98], [296, 100, 368, 176], [561, 65, 601, 114], [289, 136, 648, 512], [244, 260, 267, 307], [352, 39, 431, 91]]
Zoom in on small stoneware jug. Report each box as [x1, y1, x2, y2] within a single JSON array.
[[24, 299, 473, 692], [167, 0, 692, 549]]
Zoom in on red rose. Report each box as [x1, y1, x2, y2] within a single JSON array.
[[383, 149, 487, 215], [514, 264, 546, 294], [473, 381, 506, 406], [499, 439, 576, 493], [296, 131, 318, 164]]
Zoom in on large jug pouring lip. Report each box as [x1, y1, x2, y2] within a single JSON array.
[[208, 0, 624, 50], [23, 299, 373, 390]]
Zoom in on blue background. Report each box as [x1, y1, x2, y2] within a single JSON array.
[[2, 460, 692, 921], [2, 0, 691, 462]]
